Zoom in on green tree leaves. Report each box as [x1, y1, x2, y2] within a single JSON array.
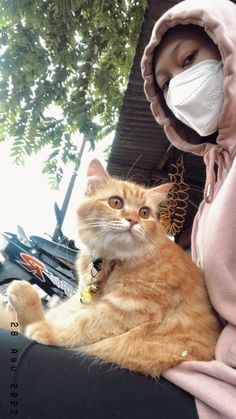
[[0, 0, 146, 186]]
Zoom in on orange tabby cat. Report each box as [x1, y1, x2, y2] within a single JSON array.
[[6, 159, 220, 376]]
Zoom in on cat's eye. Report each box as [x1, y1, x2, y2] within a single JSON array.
[[139, 207, 150, 219], [108, 196, 124, 210]]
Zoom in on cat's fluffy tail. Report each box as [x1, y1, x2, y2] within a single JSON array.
[[0, 298, 17, 330]]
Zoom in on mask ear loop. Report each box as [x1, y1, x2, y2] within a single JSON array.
[[159, 154, 189, 236]]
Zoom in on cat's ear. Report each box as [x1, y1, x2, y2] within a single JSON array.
[[148, 183, 173, 206], [85, 159, 109, 196]]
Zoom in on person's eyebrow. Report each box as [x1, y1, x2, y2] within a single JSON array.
[[155, 40, 184, 79]]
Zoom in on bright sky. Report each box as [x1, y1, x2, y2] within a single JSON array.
[[0, 135, 113, 247]]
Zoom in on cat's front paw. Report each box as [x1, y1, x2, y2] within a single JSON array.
[[7, 280, 39, 314], [25, 321, 56, 346]]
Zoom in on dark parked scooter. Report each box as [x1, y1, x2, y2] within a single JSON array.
[[0, 203, 78, 307]]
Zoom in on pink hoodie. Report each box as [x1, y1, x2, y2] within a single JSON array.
[[141, 0, 236, 417]]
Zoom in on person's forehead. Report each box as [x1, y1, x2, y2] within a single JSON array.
[[156, 26, 203, 60]]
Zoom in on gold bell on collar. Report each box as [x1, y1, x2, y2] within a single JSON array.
[[80, 284, 100, 304]]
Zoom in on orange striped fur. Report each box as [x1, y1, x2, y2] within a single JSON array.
[[5, 159, 220, 376]]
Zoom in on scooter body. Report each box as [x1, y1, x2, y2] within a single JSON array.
[[0, 226, 78, 305]]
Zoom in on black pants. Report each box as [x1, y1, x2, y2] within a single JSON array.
[[0, 328, 198, 419]]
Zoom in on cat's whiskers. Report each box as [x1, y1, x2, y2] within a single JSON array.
[[79, 217, 108, 227], [78, 218, 107, 231], [144, 235, 166, 291], [81, 220, 128, 232], [135, 229, 163, 286], [78, 223, 103, 231], [108, 220, 126, 231], [85, 228, 108, 251], [78, 217, 105, 226], [140, 236, 157, 263], [141, 229, 164, 264], [135, 226, 155, 249], [135, 229, 157, 262], [147, 231, 165, 266]]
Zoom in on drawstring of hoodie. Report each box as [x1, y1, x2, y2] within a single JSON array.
[[204, 145, 231, 204]]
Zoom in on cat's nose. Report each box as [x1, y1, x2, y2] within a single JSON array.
[[126, 217, 138, 229]]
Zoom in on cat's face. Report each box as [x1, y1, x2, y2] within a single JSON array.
[[76, 159, 171, 260]]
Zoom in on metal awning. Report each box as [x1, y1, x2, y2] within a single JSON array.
[[107, 0, 210, 247]]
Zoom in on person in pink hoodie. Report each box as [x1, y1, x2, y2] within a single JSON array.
[[141, 0, 236, 417]]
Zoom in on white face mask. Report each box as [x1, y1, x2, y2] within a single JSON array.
[[166, 59, 224, 137]]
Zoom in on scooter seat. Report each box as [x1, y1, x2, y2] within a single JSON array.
[[30, 236, 78, 264]]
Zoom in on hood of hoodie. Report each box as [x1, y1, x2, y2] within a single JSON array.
[[141, 0, 236, 165]]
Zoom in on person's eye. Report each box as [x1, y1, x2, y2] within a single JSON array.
[[182, 52, 196, 68], [161, 79, 170, 93]]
